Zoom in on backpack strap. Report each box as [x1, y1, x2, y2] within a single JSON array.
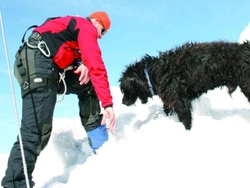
[[21, 17, 60, 43], [21, 25, 38, 43]]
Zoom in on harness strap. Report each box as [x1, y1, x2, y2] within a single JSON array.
[[30, 31, 42, 41], [20, 16, 59, 43], [16, 55, 26, 77]]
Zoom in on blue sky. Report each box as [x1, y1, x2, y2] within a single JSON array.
[[0, 0, 249, 153]]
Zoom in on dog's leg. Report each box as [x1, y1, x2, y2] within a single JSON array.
[[174, 98, 192, 130], [239, 85, 250, 104], [163, 104, 174, 116]]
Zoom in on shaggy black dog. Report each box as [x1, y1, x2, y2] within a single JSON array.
[[119, 41, 250, 130]]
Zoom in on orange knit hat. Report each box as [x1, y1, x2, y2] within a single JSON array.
[[89, 11, 111, 31]]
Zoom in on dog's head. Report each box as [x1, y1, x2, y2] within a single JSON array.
[[119, 62, 152, 106]]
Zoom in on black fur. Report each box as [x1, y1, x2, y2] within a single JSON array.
[[119, 41, 250, 130]]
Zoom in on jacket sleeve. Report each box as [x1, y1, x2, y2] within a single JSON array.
[[77, 22, 113, 108]]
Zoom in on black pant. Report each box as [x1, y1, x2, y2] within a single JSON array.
[[61, 70, 102, 132], [1, 43, 102, 187]]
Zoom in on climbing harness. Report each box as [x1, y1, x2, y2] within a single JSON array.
[[26, 32, 51, 57], [21, 29, 69, 102]]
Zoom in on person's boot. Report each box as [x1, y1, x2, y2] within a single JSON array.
[[86, 125, 108, 154]]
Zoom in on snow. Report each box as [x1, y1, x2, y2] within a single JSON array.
[[2, 86, 250, 188], [1, 21, 250, 188]]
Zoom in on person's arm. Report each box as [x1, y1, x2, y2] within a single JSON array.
[[76, 19, 115, 132], [77, 22, 113, 108]]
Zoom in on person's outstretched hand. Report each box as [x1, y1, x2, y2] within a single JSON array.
[[74, 64, 90, 85], [101, 107, 116, 134]]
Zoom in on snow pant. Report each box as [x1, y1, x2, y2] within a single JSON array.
[[1, 37, 102, 188]]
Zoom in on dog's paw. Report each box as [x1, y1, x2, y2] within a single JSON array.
[[163, 105, 174, 116]]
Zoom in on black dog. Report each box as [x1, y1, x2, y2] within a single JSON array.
[[119, 41, 250, 130]]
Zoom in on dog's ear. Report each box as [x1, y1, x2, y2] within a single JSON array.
[[119, 70, 141, 105], [126, 71, 151, 104], [119, 71, 140, 91], [119, 62, 152, 105]]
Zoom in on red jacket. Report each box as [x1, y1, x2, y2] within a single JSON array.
[[34, 16, 113, 108]]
